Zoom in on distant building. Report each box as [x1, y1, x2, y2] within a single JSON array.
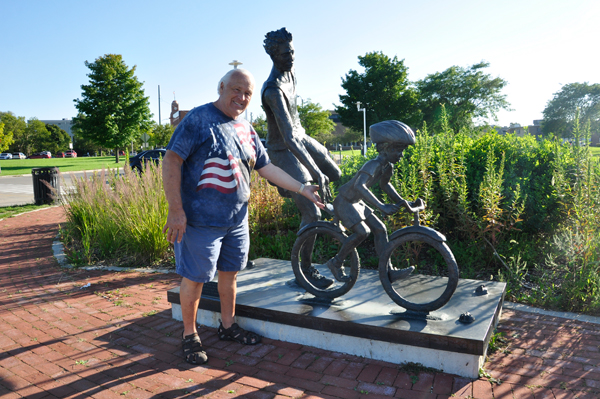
[[328, 110, 347, 138], [40, 118, 73, 139], [501, 120, 543, 138], [170, 101, 189, 128]]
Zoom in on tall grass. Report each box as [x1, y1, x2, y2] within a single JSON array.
[[59, 121, 600, 314], [61, 162, 170, 266]]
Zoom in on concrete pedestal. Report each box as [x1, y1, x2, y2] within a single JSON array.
[[167, 258, 505, 378]]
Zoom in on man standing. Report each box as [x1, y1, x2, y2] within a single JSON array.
[[261, 28, 342, 289], [163, 68, 324, 365]]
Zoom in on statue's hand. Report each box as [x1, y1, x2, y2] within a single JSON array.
[[380, 203, 400, 216], [317, 173, 332, 204], [410, 198, 426, 211]]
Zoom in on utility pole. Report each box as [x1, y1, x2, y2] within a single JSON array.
[[158, 85, 161, 125]]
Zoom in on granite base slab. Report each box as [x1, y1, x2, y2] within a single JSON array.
[[167, 258, 505, 378]]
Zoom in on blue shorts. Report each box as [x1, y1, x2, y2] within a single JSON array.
[[174, 218, 249, 283]]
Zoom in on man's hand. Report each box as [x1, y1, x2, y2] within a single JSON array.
[[163, 208, 187, 243], [302, 184, 325, 210]]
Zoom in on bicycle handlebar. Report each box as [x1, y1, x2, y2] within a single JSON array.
[[398, 198, 426, 214]]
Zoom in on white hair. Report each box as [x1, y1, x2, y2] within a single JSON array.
[[217, 68, 255, 95]]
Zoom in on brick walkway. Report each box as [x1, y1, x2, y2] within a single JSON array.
[[1, 207, 600, 398]]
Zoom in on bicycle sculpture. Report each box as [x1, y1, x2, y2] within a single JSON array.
[[290, 121, 459, 313]]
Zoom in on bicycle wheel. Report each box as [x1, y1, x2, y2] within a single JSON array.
[[379, 233, 458, 312], [291, 225, 360, 299]]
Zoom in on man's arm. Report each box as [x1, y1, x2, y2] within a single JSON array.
[[162, 150, 187, 243], [263, 88, 330, 193], [257, 163, 324, 209]]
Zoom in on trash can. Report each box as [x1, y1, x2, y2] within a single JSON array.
[[32, 167, 61, 205]]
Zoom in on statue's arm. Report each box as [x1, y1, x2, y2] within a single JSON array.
[[380, 165, 410, 208], [353, 169, 399, 216], [262, 87, 325, 184]]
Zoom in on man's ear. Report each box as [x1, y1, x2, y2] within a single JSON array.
[[219, 82, 224, 95]]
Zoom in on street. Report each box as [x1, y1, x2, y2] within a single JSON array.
[[0, 171, 93, 207]]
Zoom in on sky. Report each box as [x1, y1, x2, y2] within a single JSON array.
[[1, 0, 599, 129]]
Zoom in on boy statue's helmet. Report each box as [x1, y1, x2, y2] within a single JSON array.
[[369, 120, 416, 145]]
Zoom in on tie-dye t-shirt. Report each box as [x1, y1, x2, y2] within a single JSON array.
[[166, 103, 270, 227]]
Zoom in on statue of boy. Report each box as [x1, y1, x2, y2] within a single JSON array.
[[261, 27, 342, 288], [326, 120, 421, 282]]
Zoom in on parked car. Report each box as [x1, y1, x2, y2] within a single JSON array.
[[56, 152, 66, 158], [129, 149, 166, 173], [12, 152, 26, 159], [0, 153, 13, 160], [65, 150, 77, 158], [28, 151, 51, 159]]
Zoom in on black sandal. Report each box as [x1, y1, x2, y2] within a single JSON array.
[[218, 322, 262, 345], [182, 333, 208, 364]]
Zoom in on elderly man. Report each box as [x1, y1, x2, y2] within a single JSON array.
[[261, 28, 342, 289], [163, 68, 324, 365]]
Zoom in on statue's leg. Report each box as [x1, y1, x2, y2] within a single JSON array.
[[326, 223, 369, 282], [366, 215, 415, 281], [303, 137, 342, 182], [365, 215, 389, 256], [292, 193, 333, 289]]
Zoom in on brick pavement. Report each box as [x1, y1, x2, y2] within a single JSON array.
[[1, 207, 600, 398]]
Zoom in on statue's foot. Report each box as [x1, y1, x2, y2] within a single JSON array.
[[325, 256, 351, 282], [388, 266, 415, 283], [303, 265, 334, 289]]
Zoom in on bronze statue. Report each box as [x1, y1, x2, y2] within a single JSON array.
[[261, 28, 342, 288], [290, 121, 460, 313]]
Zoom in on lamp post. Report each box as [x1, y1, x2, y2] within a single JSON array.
[[357, 101, 367, 156]]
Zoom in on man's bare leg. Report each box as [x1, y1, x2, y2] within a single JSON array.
[[180, 277, 204, 336], [217, 271, 237, 329], [216, 271, 262, 345]]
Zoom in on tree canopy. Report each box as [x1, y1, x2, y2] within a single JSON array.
[[0, 122, 9, 153], [149, 123, 174, 148], [298, 100, 336, 144], [45, 124, 71, 154], [416, 61, 510, 132], [252, 114, 268, 139], [1, 112, 26, 153], [73, 54, 153, 162], [542, 82, 600, 138], [336, 52, 421, 132], [27, 119, 50, 155]]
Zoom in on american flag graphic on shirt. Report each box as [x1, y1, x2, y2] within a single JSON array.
[[196, 122, 257, 194]]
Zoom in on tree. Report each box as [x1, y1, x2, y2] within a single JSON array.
[[336, 52, 421, 132], [1, 112, 26, 153], [298, 100, 336, 144], [27, 118, 50, 154], [252, 114, 268, 139], [542, 82, 600, 138], [0, 122, 9, 153], [45, 124, 71, 154], [416, 61, 510, 133], [149, 123, 174, 148], [73, 54, 153, 163]]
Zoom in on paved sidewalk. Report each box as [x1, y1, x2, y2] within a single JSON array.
[[1, 208, 600, 398]]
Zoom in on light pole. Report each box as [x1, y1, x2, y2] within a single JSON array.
[[357, 101, 367, 156]]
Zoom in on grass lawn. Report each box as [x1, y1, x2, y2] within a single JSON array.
[[0, 156, 128, 176], [590, 146, 600, 157], [0, 203, 53, 220], [332, 148, 366, 158]]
